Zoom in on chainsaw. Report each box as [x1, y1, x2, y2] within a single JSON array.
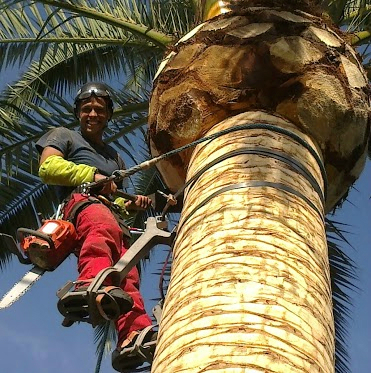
[[0, 218, 77, 309]]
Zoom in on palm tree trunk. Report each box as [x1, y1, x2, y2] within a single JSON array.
[[152, 111, 334, 372]]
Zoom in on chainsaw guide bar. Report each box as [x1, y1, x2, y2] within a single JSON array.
[[0, 266, 45, 309]]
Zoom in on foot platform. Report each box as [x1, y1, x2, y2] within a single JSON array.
[[56, 216, 175, 328], [57, 282, 133, 327], [112, 325, 158, 372]]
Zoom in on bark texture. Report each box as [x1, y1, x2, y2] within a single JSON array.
[[152, 112, 333, 372], [149, 7, 370, 212]]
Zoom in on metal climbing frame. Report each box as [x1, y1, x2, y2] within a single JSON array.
[[56, 216, 176, 327]]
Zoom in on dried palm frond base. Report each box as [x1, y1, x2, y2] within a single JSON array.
[[149, 7, 370, 212]]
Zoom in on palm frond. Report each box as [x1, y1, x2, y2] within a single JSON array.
[[0, 0, 185, 134], [0, 1, 174, 49], [326, 217, 358, 373], [94, 321, 117, 356]]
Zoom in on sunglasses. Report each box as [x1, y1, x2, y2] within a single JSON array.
[[76, 87, 110, 101]]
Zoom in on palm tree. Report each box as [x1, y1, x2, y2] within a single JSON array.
[[148, 1, 370, 372], [0, 0, 369, 372]]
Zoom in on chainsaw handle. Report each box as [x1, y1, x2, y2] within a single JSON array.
[[0, 233, 31, 265], [17, 228, 55, 251]]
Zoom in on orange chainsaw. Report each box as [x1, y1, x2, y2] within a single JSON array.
[[18, 219, 77, 270], [0, 219, 77, 309]]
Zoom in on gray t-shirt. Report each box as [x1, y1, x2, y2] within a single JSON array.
[[36, 127, 125, 199]]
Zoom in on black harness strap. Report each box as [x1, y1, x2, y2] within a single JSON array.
[[177, 180, 324, 235], [65, 197, 101, 225], [64, 195, 131, 238], [188, 147, 324, 203], [162, 146, 325, 219]]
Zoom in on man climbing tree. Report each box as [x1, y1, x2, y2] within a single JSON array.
[[36, 82, 157, 372]]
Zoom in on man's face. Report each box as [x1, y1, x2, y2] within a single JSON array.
[[78, 96, 110, 143]]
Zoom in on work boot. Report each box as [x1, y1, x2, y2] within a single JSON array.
[[58, 284, 133, 326], [112, 325, 158, 372]]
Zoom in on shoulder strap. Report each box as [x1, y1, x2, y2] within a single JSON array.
[[65, 197, 100, 225]]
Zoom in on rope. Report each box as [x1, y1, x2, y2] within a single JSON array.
[[159, 248, 173, 300], [161, 146, 325, 218], [112, 122, 328, 199]]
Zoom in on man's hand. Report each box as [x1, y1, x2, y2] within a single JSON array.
[[125, 195, 152, 210], [94, 173, 117, 195]]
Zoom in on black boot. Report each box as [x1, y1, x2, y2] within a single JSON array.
[[112, 325, 158, 372]]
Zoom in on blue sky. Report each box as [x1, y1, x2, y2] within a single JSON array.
[[1, 74, 370, 373], [335, 160, 371, 373]]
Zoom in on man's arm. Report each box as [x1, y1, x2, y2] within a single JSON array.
[[38, 146, 116, 194], [39, 146, 64, 165], [39, 146, 97, 186]]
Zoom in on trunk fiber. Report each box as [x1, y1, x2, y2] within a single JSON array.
[[152, 111, 334, 373]]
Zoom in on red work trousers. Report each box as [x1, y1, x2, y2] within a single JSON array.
[[63, 193, 152, 346]]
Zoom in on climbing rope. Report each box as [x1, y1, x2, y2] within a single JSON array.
[[112, 123, 328, 201], [88, 121, 328, 322]]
